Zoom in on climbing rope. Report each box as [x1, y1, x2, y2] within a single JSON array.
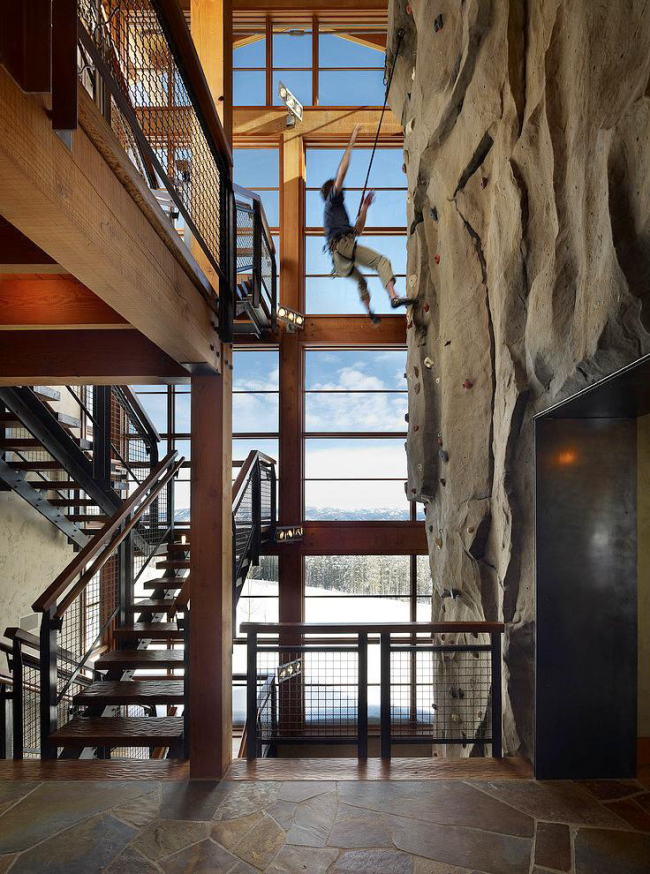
[[357, 28, 406, 216]]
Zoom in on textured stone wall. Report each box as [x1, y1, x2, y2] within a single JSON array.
[[389, 0, 650, 755]]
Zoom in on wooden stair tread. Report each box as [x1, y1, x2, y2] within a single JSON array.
[[156, 560, 190, 569], [95, 650, 184, 669], [74, 680, 184, 705], [10, 461, 63, 470], [32, 386, 61, 402], [113, 623, 182, 641], [52, 717, 183, 746], [49, 498, 97, 506], [127, 600, 176, 612], [142, 578, 184, 590], [66, 514, 109, 522]]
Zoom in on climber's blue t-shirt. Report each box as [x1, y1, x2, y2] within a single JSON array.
[[324, 187, 353, 241]]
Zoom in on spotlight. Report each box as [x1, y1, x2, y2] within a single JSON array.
[[276, 304, 305, 333], [277, 657, 302, 684], [278, 79, 303, 126], [275, 525, 304, 543]]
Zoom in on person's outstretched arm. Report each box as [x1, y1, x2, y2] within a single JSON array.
[[334, 125, 361, 192], [354, 190, 375, 235]]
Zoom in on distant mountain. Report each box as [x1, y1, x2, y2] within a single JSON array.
[[175, 506, 411, 522]]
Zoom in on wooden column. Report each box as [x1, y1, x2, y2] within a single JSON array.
[[190, 357, 233, 778], [190, 0, 233, 142], [278, 130, 304, 624]]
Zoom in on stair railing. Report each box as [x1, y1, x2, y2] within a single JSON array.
[[232, 451, 277, 607], [233, 184, 278, 332], [31, 451, 184, 759]]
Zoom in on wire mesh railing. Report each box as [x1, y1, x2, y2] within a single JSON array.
[[232, 452, 277, 591], [233, 185, 277, 329], [242, 622, 503, 761]]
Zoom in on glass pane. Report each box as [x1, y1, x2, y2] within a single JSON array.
[[234, 148, 279, 188], [173, 480, 191, 522], [305, 392, 407, 432], [417, 597, 432, 622], [305, 349, 406, 390], [173, 439, 190, 461], [305, 480, 408, 521], [305, 275, 405, 315], [236, 592, 279, 636], [305, 438, 406, 478], [233, 349, 279, 391], [233, 393, 279, 433], [319, 32, 385, 68], [305, 190, 406, 228], [273, 28, 312, 67], [252, 190, 279, 227], [233, 439, 279, 465], [319, 69, 385, 105], [233, 34, 266, 68], [305, 555, 409, 595], [272, 71, 312, 107], [305, 596, 409, 622], [234, 70, 266, 105], [306, 148, 404, 188], [417, 555, 433, 596], [134, 391, 168, 433], [174, 392, 191, 433]]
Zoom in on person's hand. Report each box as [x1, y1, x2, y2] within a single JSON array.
[[349, 125, 362, 147], [364, 190, 376, 208]]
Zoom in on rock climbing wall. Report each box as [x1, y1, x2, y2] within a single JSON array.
[[389, 0, 650, 756]]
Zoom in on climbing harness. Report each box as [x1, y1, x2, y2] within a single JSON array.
[[357, 28, 406, 217]]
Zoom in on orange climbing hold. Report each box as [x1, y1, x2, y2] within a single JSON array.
[[434, 254, 441, 265], [424, 302, 430, 312]]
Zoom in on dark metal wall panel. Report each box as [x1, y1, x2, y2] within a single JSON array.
[[535, 417, 638, 779]]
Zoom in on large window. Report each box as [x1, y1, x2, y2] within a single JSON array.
[[233, 348, 279, 468], [303, 349, 411, 521], [233, 15, 386, 107], [305, 148, 407, 315], [233, 147, 280, 234]]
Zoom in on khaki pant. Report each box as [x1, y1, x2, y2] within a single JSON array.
[[331, 233, 395, 303]]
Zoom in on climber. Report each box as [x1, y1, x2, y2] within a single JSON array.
[[322, 124, 410, 324]]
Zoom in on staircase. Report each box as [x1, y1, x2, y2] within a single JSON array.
[[233, 184, 277, 338], [3, 449, 276, 760]]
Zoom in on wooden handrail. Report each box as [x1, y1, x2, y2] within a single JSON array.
[[33, 451, 179, 613], [240, 622, 505, 635], [120, 386, 160, 443], [233, 450, 275, 510], [233, 183, 275, 253]]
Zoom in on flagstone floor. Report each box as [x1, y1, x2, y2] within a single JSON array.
[[0, 773, 649, 873]]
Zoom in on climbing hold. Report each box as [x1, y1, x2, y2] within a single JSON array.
[[414, 382, 421, 395], [406, 3, 412, 14], [462, 379, 473, 389], [444, 340, 451, 346], [434, 13, 444, 32], [402, 162, 407, 174], [406, 118, 415, 135], [404, 413, 409, 423], [467, 526, 475, 535], [417, 463, 423, 472], [439, 478, 446, 487], [435, 377, 440, 384], [403, 372, 407, 379], [413, 424, 420, 432], [437, 436, 443, 446], [409, 274, 417, 288], [439, 449, 449, 462], [424, 357, 434, 369], [480, 176, 489, 189], [411, 66, 416, 81], [431, 702, 438, 711], [423, 302, 430, 313], [430, 206, 438, 221], [435, 537, 443, 549], [428, 525, 433, 533], [414, 366, 420, 378], [450, 713, 462, 725], [407, 320, 413, 329], [411, 488, 417, 495], [434, 254, 441, 265], [406, 191, 411, 203]]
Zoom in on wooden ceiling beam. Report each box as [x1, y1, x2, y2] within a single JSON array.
[[301, 315, 406, 345], [0, 329, 189, 385], [0, 68, 219, 372], [265, 522, 427, 555], [0, 276, 129, 330], [0, 215, 68, 274], [234, 106, 402, 139]]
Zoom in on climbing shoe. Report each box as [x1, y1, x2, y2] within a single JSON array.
[[368, 312, 382, 326], [390, 296, 410, 308]]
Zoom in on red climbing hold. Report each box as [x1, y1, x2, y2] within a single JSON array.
[[434, 254, 441, 265], [462, 380, 473, 389], [424, 302, 430, 312], [437, 437, 443, 446], [413, 424, 420, 432], [481, 177, 489, 189], [406, 3, 412, 14], [411, 488, 417, 494]]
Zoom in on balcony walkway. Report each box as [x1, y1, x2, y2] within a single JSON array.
[[0, 762, 649, 873]]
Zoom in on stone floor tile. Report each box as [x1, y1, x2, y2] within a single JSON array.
[[213, 782, 280, 821], [233, 812, 286, 869], [636, 792, 650, 812], [578, 780, 643, 802], [229, 862, 262, 874], [574, 826, 650, 874], [106, 845, 162, 874], [277, 782, 336, 803], [0, 855, 17, 874], [210, 811, 263, 849], [330, 848, 414, 873], [286, 791, 338, 847], [338, 781, 533, 837], [0, 782, 39, 815], [472, 780, 628, 827], [413, 861, 472, 874], [159, 837, 239, 873], [534, 822, 571, 871], [159, 781, 228, 821], [267, 800, 298, 829], [10, 812, 135, 874], [0, 780, 156, 854], [637, 766, 650, 790], [328, 804, 393, 849], [604, 797, 650, 832], [113, 786, 161, 828], [266, 844, 339, 873], [386, 814, 531, 874], [132, 819, 210, 861]]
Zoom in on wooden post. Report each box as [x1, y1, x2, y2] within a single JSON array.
[[190, 360, 232, 778], [190, 0, 233, 142]]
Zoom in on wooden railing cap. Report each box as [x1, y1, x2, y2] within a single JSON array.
[[240, 621, 505, 634]]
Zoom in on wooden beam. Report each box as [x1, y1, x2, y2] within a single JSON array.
[[231, 0, 387, 10], [234, 107, 402, 139], [0, 330, 189, 384], [0, 67, 219, 371], [190, 0, 233, 142], [0, 215, 60, 271], [301, 522, 427, 555], [0, 0, 52, 93], [0, 277, 128, 329], [190, 368, 232, 778], [302, 315, 406, 344]]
